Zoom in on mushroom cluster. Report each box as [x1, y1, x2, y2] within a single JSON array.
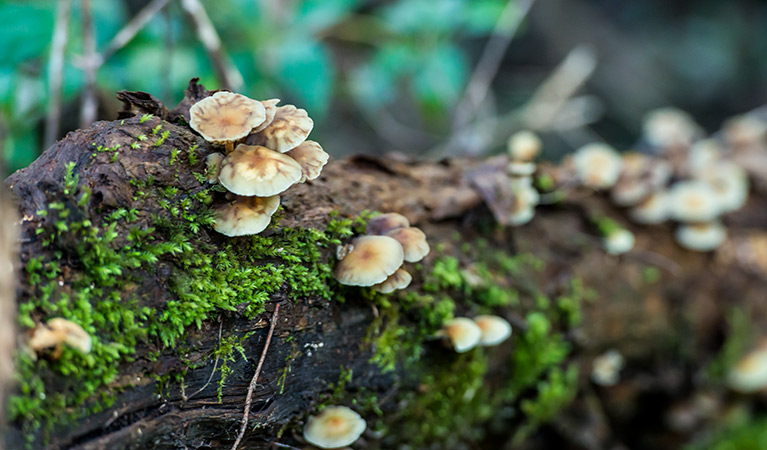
[[560, 108, 759, 253], [333, 212, 429, 294], [23, 317, 92, 359], [439, 314, 512, 353], [303, 405, 366, 449], [506, 130, 542, 225], [188, 92, 329, 236]]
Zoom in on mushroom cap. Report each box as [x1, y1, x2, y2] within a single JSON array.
[[696, 162, 749, 213], [218, 144, 302, 197], [723, 114, 767, 149], [285, 140, 329, 183], [726, 343, 767, 393], [251, 98, 280, 134], [573, 143, 623, 189], [668, 180, 722, 223], [47, 318, 92, 353], [474, 315, 512, 346], [246, 104, 314, 153], [688, 139, 722, 173], [674, 221, 726, 252], [591, 349, 625, 386], [507, 130, 542, 162], [611, 180, 651, 207], [372, 268, 412, 294], [303, 406, 366, 449], [508, 206, 535, 226], [507, 161, 537, 177], [603, 228, 635, 255], [333, 235, 405, 286], [443, 317, 482, 353], [205, 152, 225, 183], [629, 191, 669, 225], [213, 195, 280, 237], [513, 184, 540, 212], [189, 92, 267, 144], [386, 227, 430, 263], [642, 107, 701, 149], [366, 213, 410, 235]]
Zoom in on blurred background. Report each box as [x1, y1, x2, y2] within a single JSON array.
[[1, 0, 767, 175]]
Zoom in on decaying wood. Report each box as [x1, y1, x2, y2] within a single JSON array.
[[3, 82, 767, 450]]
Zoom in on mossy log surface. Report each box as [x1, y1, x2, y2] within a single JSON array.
[[4, 98, 767, 450]]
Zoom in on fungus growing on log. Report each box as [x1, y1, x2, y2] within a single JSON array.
[[189, 91, 267, 153], [333, 235, 405, 286], [473, 315, 512, 347], [213, 195, 280, 237], [204, 152, 225, 183], [441, 317, 482, 353], [603, 228, 635, 255], [284, 140, 330, 183], [591, 349, 625, 386], [303, 406, 366, 449], [372, 268, 412, 294], [385, 227, 430, 263], [674, 222, 726, 252], [246, 104, 314, 153], [26, 318, 92, 356], [572, 143, 623, 189], [668, 180, 721, 223], [507, 130, 542, 162], [252, 98, 280, 134], [218, 144, 303, 197], [366, 212, 410, 235]]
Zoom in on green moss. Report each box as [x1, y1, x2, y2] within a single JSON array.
[[686, 416, 767, 450]]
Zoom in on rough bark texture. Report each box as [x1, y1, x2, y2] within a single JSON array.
[[3, 87, 767, 450]]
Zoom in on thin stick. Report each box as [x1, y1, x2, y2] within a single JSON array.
[[79, 0, 98, 128], [185, 319, 224, 402], [98, 0, 170, 64], [452, 0, 537, 131], [179, 0, 244, 91], [44, 0, 72, 150], [231, 303, 280, 450]]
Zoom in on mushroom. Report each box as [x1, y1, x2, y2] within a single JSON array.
[[26, 318, 92, 356], [603, 228, 635, 255], [441, 317, 482, 353], [674, 221, 726, 252], [218, 144, 302, 197], [687, 139, 722, 174], [189, 91, 267, 153], [572, 143, 623, 189], [507, 161, 537, 177], [726, 342, 767, 394], [668, 180, 722, 223], [285, 140, 329, 183], [508, 184, 540, 226], [628, 191, 669, 225], [372, 268, 412, 294], [507, 130, 542, 162], [213, 195, 280, 237], [591, 349, 625, 386], [642, 107, 701, 150], [473, 315, 512, 346], [303, 406, 366, 449], [246, 104, 314, 153], [333, 235, 405, 286], [205, 152, 225, 183], [251, 98, 280, 134], [723, 114, 767, 150], [366, 213, 410, 235], [610, 153, 671, 207], [695, 162, 749, 213], [385, 227, 430, 263]]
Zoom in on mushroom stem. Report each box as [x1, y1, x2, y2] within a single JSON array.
[[225, 141, 234, 154]]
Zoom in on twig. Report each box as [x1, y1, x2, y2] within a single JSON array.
[[44, 0, 72, 150], [179, 0, 244, 91], [231, 303, 280, 450], [184, 319, 224, 402], [452, 0, 537, 132], [79, 0, 98, 128], [98, 0, 170, 64]]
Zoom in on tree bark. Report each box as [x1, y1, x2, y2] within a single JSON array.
[[4, 84, 767, 450]]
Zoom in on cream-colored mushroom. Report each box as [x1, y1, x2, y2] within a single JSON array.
[[333, 235, 405, 286], [507, 130, 542, 162], [441, 317, 482, 353], [507, 161, 537, 177], [252, 98, 280, 134], [366, 213, 410, 235], [27, 318, 92, 355], [591, 349, 625, 386], [386, 227, 430, 263], [473, 315, 512, 346], [285, 140, 329, 183], [372, 268, 412, 294], [642, 107, 701, 149], [218, 144, 302, 197], [603, 228, 635, 255], [674, 221, 726, 252], [629, 191, 669, 225], [726, 342, 767, 394], [246, 104, 314, 153], [573, 143, 623, 189], [303, 406, 366, 449], [668, 180, 722, 223], [695, 162, 749, 213], [205, 152, 225, 183], [509, 184, 540, 226], [189, 92, 267, 152], [213, 195, 280, 237]]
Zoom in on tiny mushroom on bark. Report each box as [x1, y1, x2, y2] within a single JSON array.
[[218, 144, 302, 197], [473, 315, 512, 347], [629, 191, 670, 225], [333, 235, 405, 286], [642, 107, 701, 149], [366, 213, 410, 235], [213, 195, 280, 237], [385, 227, 430, 263], [696, 162, 750, 213], [246, 104, 314, 153], [251, 98, 280, 134], [674, 222, 727, 252], [205, 152, 225, 183], [507, 130, 542, 162], [668, 180, 722, 223], [27, 318, 92, 356], [189, 91, 267, 153], [573, 143, 623, 189], [303, 406, 366, 449], [372, 268, 412, 294], [285, 140, 329, 183], [508, 184, 540, 226], [726, 342, 767, 394], [603, 228, 635, 255], [441, 317, 482, 353], [591, 349, 625, 386]]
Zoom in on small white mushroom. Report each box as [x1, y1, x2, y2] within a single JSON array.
[[507, 161, 537, 177], [573, 143, 623, 189], [204, 152, 225, 183], [303, 406, 366, 449], [674, 221, 726, 252], [441, 317, 482, 353], [668, 180, 722, 223], [591, 349, 625, 386], [366, 213, 410, 235], [642, 107, 701, 149], [189, 92, 267, 153], [372, 268, 412, 294], [508, 184, 540, 226], [218, 144, 303, 197], [473, 315, 512, 347], [507, 130, 542, 162], [603, 228, 635, 255], [385, 227, 430, 263], [213, 195, 280, 237], [726, 342, 767, 394], [695, 162, 749, 213], [285, 140, 329, 183], [333, 235, 405, 286], [629, 191, 670, 225], [246, 104, 314, 153]]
